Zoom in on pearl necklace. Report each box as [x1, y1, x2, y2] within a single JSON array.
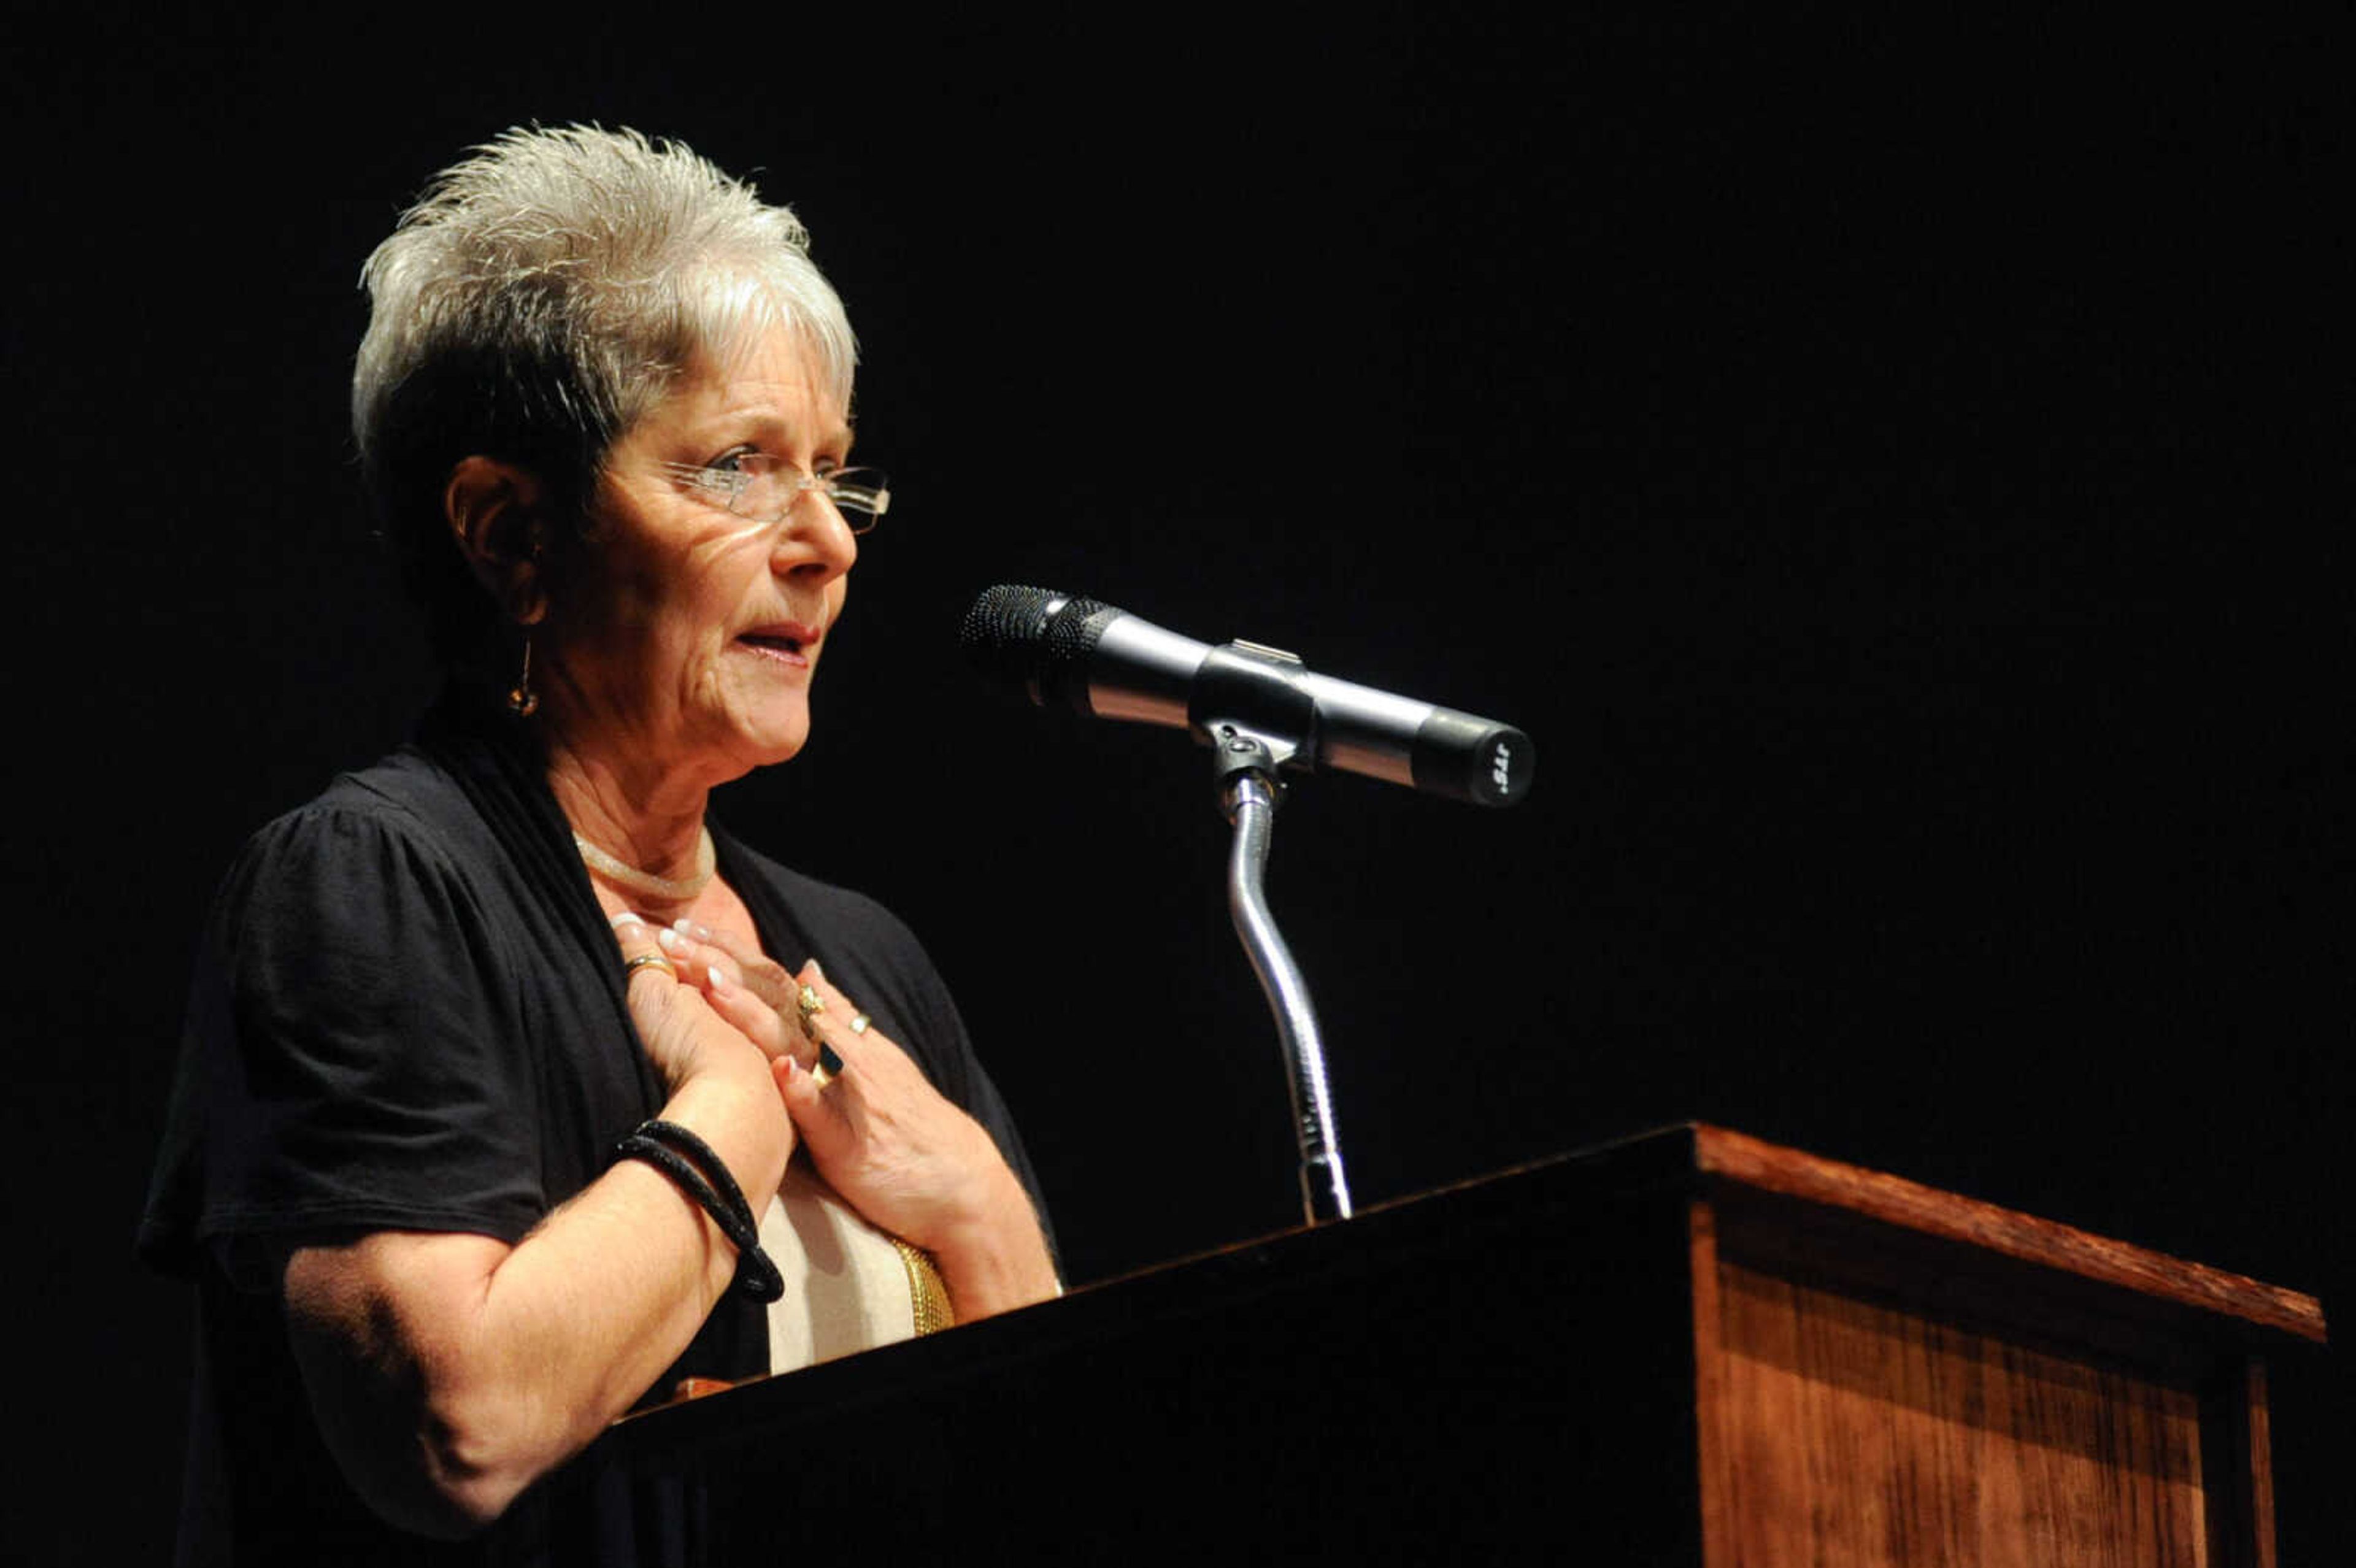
[[574, 826, 716, 902]]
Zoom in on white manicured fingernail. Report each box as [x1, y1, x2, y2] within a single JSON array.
[[656, 926, 683, 953], [805, 957, 825, 979], [610, 911, 645, 929]]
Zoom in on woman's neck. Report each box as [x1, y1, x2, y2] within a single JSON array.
[[542, 732, 715, 900]]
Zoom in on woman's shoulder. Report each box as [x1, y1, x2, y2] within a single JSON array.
[[235, 685, 559, 867], [233, 747, 471, 862], [214, 739, 544, 937]]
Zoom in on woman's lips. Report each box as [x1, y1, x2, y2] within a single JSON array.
[[737, 620, 822, 666]]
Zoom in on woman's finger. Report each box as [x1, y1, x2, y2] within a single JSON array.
[[793, 960, 911, 1088], [798, 961, 879, 1043], [653, 925, 797, 1020], [647, 924, 732, 991], [772, 964, 866, 1116], [609, 912, 746, 1097], [772, 1050, 844, 1129], [702, 965, 809, 1066], [796, 959, 852, 1018], [667, 920, 798, 1013], [610, 912, 685, 991]]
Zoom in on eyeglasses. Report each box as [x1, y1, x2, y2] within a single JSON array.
[[661, 455, 891, 534]]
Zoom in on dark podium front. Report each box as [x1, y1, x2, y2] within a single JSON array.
[[592, 1124, 2325, 1564]]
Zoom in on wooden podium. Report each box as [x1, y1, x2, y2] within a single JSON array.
[[593, 1124, 2325, 1564]]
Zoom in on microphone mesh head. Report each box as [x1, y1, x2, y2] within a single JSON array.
[[960, 584, 1058, 656], [960, 585, 1108, 705]]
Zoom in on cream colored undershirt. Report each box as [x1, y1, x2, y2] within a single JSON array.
[[760, 1159, 941, 1373]]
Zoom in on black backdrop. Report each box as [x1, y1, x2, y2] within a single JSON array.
[[12, 10, 2346, 1561]]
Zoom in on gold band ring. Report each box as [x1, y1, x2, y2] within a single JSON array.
[[623, 952, 677, 982]]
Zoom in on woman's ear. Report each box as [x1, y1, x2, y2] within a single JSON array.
[[444, 456, 551, 626]]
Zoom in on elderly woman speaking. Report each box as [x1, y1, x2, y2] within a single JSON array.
[[138, 126, 1059, 1561]]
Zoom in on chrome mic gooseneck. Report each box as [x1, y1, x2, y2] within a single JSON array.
[[1195, 640, 1352, 1224], [961, 585, 1536, 1227], [1219, 754, 1352, 1224]]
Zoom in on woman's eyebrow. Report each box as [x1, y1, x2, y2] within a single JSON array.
[[710, 406, 856, 455]]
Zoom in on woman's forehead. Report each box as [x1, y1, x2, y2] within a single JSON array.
[[674, 328, 852, 437], [686, 276, 855, 406]]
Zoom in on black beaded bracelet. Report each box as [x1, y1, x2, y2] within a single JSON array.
[[613, 1121, 785, 1303], [636, 1119, 760, 1234]]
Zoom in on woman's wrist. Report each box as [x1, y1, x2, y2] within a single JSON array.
[[658, 1069, 792, 1218], [925, 1166, 1059, 1320]]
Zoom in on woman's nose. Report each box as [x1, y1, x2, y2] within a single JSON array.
[[776, 488, 858, 580]]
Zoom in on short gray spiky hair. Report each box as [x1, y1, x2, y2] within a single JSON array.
[[351, 124, 858, 660]]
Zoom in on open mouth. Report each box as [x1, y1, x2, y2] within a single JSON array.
[[737, 621, 822, 666]]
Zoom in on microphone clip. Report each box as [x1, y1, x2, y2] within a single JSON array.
[[1191, 640, 1317, 809], [1211, 724, 1292, 818]]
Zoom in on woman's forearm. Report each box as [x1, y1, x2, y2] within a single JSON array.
[[283, 1067, 790, 1539]]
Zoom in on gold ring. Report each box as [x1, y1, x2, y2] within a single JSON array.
[[848, 1013, 871, 1035], [795, 983, 827, 1043], [623, 952, 677, 981]]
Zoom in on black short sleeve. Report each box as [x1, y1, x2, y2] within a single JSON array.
[[144, 801, 550, 1267]]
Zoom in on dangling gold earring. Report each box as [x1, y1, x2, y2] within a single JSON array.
[[507, 637, 540, 717], [505, 526, 548, 718]]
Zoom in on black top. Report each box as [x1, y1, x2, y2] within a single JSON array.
[[137, 688, 1051, 1566]]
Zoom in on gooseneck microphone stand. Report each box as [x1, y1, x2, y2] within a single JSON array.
[[964, 584, 1535, 1228], [1198, 645, 1353, 1225]]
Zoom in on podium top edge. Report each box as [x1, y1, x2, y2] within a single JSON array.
[[1105, 1123, 2325, 1347], [1671, 1121, 2328, 1345]]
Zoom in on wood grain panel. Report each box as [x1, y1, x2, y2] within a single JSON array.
[[1710, 1257, 2210, 1567]]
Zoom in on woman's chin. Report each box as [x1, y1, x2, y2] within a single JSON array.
[[696, 677, 815, 770], [656, 709, 809, 785], [730, 710, 814, 772]]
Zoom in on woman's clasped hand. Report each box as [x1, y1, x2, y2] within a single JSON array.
[[618, 915, 1060, 1320]]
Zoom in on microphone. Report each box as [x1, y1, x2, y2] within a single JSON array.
[[960, 585, 1534, 807]]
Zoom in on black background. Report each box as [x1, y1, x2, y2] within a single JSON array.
[[11, 9, 2347, 1560]]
